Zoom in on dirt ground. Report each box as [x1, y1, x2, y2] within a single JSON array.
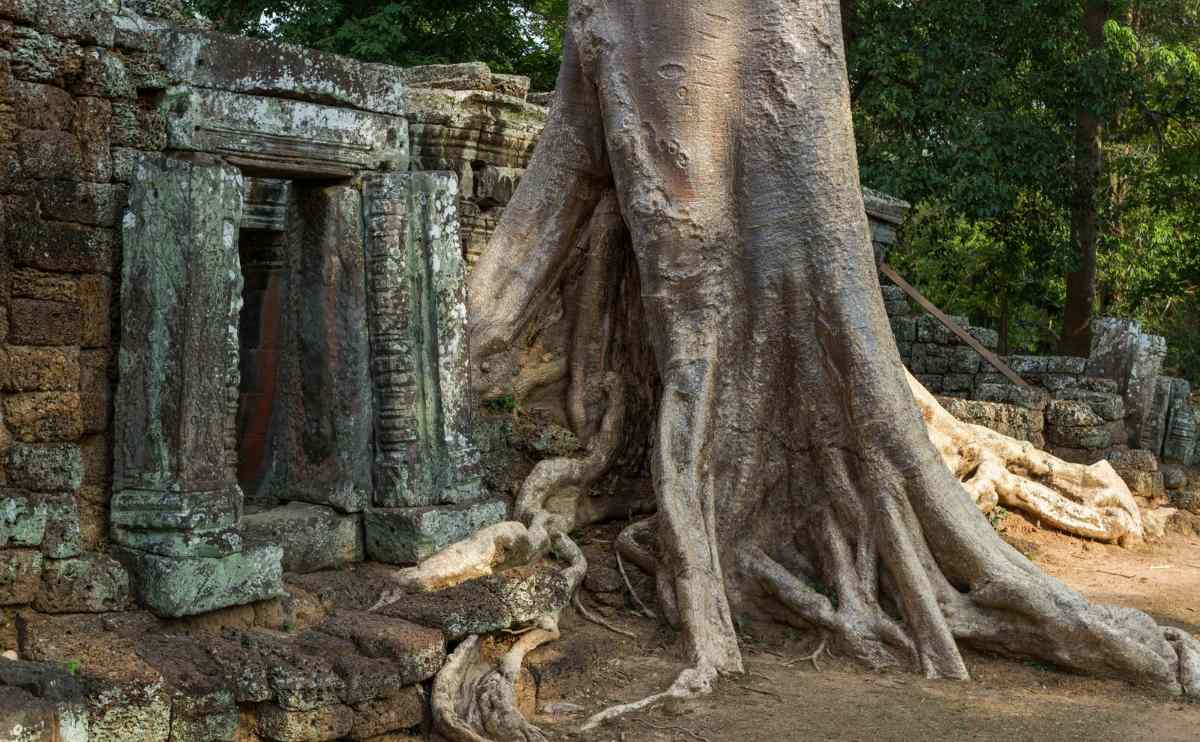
[[523, 516, 1200, 742]]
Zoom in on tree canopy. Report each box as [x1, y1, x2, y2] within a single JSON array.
[[185, 0, 568, 90], [847, 0, 1200, 377]]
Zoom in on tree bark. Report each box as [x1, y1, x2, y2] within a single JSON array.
[[469, 0, 1200, 705], [1059, 0, 1109, 357]]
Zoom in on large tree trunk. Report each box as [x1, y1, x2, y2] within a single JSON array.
[[468, 0, 1200, 714], [1059, 0, 1109, 356]]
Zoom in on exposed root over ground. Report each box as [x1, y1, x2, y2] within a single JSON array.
[[910, 372, 1144, 544]]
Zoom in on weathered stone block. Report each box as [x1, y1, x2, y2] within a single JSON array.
[[0, 490, 47, 547], [0, 687, 59, 742], [34, 180, 125, 226], [77, 274, 111, 348], [364, 498, 506, 565], [110, 99, 167, 150], [365, 173, 481, 509], [5, 212, 114, 273], [381, 564, 569, 640], [112, 523, 242, 558], [968, 325, 1000, 350], [3, 392, 83, 442], [160, 30, 409, 116], [272, 185, 372, 514], [110, 487, 239, 531], [11, 269, 79, 303], [70, 45, 133, 99], [242, 503, 363, 574], [1046, 400, 1104, 429], [7, 443, 82, 492], [78, 348, 110, 434], [407, 87, 543, 170], [938, 397, 1044, 445], [0, 550, 42, 605], [1162, 464, 1187, 491], [9, 26, 84, 86], [8, 299, 80, 346], [11, 80, 76, 131], [1163, 378, 1196, 464], [113, 540, 283, 617], [974, 382, 1048, 411], [165, 87, 408, 177], [1139, 376, 1172, 456], [315, 611, 445, 687], [74, 95, 113, 183], [257, 702, 355, 742], [1054, 388, 1125, 422], [473, 164, 521, 206], [17, 129, 82, 179], [115, 155, 243, 493], [348, 686, 424, 739], [36, 553, 129, 613], [889, 316, 916, 344], [40, 492, 80, 559]]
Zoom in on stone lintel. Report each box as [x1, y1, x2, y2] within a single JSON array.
[[164, 86, 409, 178], [160, 29, 409, 116]]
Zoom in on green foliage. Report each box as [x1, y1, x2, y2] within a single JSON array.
[[63, 659, 81, 675], [848, 0, 1200, 378], [186, 0, 568, 90], [483, 394, 518, 414]]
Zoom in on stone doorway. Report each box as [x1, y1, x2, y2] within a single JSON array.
[[113, 154, 500, 617]]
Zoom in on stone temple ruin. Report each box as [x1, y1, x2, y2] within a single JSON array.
[[2, 0, 1199, 739]]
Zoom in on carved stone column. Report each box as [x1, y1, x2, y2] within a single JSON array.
[[112, 155, 282, 616], [362, 172, 502, 564]]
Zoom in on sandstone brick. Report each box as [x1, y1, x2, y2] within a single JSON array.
[[6, 442, 82, 492], [0, 549, 42, 605], [17, 129, 82, 179], [257, 703, 355, 742], [11, 80, 75, 131], [74, 96, 112, 182], [41, 491, 80, 558], [8, 298, 80, 345], [3, 346, 80, 392], [79, 348, 110, 434], [77, 493, 107, 551], [9, 26, 84, 86], [5, 207, 115, 273], [34, 179, 126, 226], [36, 553, 129, 613], [10, 268, 78, 302], [79, 433, 109, 485], [70, 46, 133, 99], [110, 98, 166, 150], [78, 273, 111, 347], [3, 391, 83, 442]]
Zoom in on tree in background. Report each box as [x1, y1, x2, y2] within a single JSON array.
[[847, 0, 1200, 374], [185, 0, 568, 90]]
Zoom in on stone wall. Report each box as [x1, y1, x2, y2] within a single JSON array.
[[0, 0, 542, 628]]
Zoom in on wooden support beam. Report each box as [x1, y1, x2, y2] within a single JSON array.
[[879, 262, 1030, 388]]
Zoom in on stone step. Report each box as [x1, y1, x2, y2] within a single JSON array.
[[242, 502, 364, 574]]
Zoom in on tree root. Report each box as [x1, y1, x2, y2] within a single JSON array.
[[432, 533, 587, 742], [579, 664, 719, 732], [574, 591, 639, 640], [616, 550, 656, 619], [910, 372, 1144, 544]]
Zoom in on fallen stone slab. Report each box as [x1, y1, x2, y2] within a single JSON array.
[[243, 503, 363, 574]]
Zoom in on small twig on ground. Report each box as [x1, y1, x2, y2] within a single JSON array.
[[736, 683, 783, 701], [794, 635, 829, 671], [616, 551, 657, 619], [633, 717, 714, 742], [574, 592, 639, 639], [747, 671, 772, 683], [1096, 569, 1135, 579]]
